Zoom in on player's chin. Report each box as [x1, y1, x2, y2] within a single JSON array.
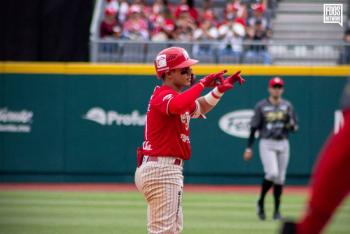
[[183, 79, 191, 86]]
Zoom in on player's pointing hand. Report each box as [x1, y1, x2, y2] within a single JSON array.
[[199, 70, 227, 88], [217, 70, 245, 93], [227, 70, 245, 86]]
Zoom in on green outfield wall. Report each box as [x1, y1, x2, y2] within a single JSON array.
[[0, 63, 349, 184]]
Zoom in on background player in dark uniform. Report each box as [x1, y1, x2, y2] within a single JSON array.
[[281, 77, 350, 234], [243, 77, 298, 220]]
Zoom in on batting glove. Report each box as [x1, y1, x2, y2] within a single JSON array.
[[217, 71, 245, 93], [199, 70, 227, 88]]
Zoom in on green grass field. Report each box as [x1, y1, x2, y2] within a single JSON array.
[[0, 190, 349, 234]]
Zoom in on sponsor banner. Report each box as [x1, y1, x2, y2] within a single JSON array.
[[0, 72, 346, 183], [83, 107, 146, 126], [0, 107, 33, 133], [218, 109, 254, 138]]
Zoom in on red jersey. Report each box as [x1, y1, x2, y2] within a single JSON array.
[[142, 85, 197, 160]]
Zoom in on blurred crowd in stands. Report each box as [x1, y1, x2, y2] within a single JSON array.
[[100, 0, 274, 63]]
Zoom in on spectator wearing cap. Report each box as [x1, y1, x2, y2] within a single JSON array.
[[201, 9, 218, 27], [200, 0, 218, 26], [224, 0, 248, 22], [106, 0, 119, 12], [132, 0, 151, 20], [122, 4, 149, 40], [219, 0, 247, 33], [247, 3, 272, 37], [235, 0, 248, 19], [100, 7, 122, 39], [174, 5, 197, 41], [175, 0, 199, 23], [151, 0, 166, 16], [150, 8, 176, 41], [149, 0, 176, 41], [150, 0, 174, 18], [224, 1, 239, 22]]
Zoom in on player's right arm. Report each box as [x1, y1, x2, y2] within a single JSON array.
[[243, 127, 257, 161], [244, 103, 263, 161], [285, 102, 298, 132], [168, 70, 228, 115]]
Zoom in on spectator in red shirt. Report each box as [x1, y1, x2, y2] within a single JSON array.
[[224, 0, 247, 22], [199, 0, 218, 26], [150, 0, 173, 17], [122, 4, 149, 40], [132, 0, 151, 21], [100, 7, 122, 39], [151, 8, 176, 41], [175, 0, 199, 23], [174, 8, 197, 41]]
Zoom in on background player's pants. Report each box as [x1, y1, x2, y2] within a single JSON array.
[[259, 139, 289, 185], [135, 157, 184, 234]]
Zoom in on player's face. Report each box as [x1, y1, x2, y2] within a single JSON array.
[[172, 67, 192, 88], [269, 85, 284, 98]]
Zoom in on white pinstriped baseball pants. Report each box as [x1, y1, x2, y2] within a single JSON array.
[[135, 157, 184, 234]]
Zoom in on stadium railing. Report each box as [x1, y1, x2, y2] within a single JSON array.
[[89, 39, 350, 65]]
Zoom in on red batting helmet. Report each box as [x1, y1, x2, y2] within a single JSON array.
[[154, 47, 199, 79], [269, 77, 284, 87]]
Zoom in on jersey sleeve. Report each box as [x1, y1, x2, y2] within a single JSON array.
[[250, 103, 263, 129], [288, 102, 298, 128], [284, 102, 298, 132], [151, 89, 177, 115], [190, 100, 206, 119]]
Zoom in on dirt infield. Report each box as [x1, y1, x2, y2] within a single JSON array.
[[0, 183, 309, 194]]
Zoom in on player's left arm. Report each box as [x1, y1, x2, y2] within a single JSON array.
[[190, 97, 214, 118], [191, 71, 245, 118], [286, 103, 298, 131]]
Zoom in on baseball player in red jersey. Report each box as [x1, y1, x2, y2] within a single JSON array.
[[135, 46, 245, 234], [280, 77, 350, 234]]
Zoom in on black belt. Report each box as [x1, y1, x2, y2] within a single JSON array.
[[268, 137, 287, 141], [266, 137, 286, 140]]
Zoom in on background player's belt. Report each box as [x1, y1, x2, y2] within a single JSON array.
[[267, 137, 286, 141]]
